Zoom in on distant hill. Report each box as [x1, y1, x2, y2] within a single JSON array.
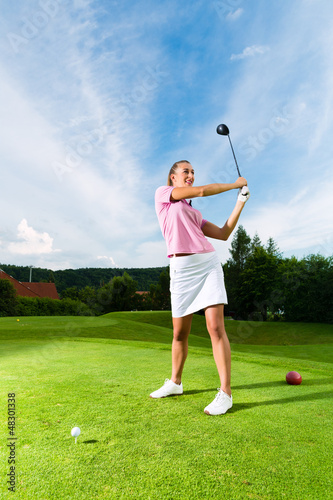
[[0, 264, 167, 295]]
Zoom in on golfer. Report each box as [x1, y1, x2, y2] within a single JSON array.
[[150, 160, 250, 415]]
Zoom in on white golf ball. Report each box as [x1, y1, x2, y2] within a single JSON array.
[[71, 427, 81, 437]]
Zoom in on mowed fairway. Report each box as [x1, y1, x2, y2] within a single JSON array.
[[0, 313, 332, 499]]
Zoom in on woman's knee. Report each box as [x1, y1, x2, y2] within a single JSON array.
[[173, 328, 190, 342], [205, 305, 226, 339], [172, 315, 192, 342], [206, 322, 226, 340]]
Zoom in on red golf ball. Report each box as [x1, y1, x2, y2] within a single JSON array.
[[286, 371, 302, 385]]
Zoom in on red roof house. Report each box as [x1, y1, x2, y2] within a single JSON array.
[[0, 270, 59, 299]]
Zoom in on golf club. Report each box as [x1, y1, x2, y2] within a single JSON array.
[[216, 123, 241, 177]]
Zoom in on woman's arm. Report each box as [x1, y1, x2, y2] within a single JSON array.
[[170, 177, 247, 201], [202, 191, 249, 241]]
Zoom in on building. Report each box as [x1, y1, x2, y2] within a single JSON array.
[[0, 269, 59, 299]]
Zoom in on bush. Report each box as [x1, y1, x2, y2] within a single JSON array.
[[14, 297, 93, 316]]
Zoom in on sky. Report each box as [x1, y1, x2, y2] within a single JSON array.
[[0, 0, 332, 271]]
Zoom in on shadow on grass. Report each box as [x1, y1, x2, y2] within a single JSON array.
[[230, 390, 333, 413], [184, 378, 332, 395], [233, 378, 333, 390], [83, 440, 99, 444], [184, 388, 216, 396]]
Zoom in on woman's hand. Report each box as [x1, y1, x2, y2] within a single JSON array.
[[234, 177, 247, 189], [237, 186, 250, 203], [202, 184, 250, 241]]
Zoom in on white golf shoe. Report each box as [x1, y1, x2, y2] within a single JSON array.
[[204, 390, 232, 415], [150, 379, 183, 398]]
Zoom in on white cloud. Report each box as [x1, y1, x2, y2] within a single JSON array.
[[97, 256, 118, 267], [8, 219, 60, 255], [226, 8, 244, 21], [230, 45, 270, 61], [132, 240, 170, 268], [242, 180, 333, 257]]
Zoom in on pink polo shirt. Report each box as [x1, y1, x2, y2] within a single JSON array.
[[155, 186, 215, 257]]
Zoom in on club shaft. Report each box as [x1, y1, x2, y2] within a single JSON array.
[[228, 135, 241, 177]]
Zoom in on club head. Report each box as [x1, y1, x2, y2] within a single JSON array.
[[216, 124, 229, 136], [216, 123, 242, 176]]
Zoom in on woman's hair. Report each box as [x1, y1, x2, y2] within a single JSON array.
[[167, 160, 190, 186]]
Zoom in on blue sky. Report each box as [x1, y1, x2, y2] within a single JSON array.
[[0, 0, 332, 271]]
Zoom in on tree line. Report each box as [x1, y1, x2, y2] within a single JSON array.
[[0, 264, 166, 294], [223, 226, 332, 323], [1, 227, 332, 322], [0, 271, 170, 317]]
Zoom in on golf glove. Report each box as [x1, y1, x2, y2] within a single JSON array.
[[238, 186, 250, 203]]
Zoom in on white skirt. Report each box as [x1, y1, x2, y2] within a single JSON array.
[[169, 251, 228, 318]]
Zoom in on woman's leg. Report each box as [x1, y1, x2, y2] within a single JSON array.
[[149, 314, 192, 398], [171, 314, 193, 384], [205, 304, 231, 396]]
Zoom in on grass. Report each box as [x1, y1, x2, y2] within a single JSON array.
[[0, 313, 332, 499]]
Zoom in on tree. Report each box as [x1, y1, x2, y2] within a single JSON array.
[[224, 225, 252, 318], [224, 230, 287, 320], [110, 272, 138, 311], [281, 254, 333, 323], [0, 279, 17, 316], [97, 272, 138, 314], [78, 286, 98, 312], [228, 225, 252, 271], [61, 286, 80, 300], [238, 246, 283, 321], [150, 269, 171, 310], [266, 237, 282, 258], [48, 270, 55, 283], [251, 232, 262, 253]]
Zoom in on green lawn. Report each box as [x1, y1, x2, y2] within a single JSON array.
[[0, 313, 332, 499]]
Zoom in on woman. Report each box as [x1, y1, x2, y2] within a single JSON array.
[[150, 160, 250, 415]]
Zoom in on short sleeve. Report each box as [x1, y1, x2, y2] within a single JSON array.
[[155, 186, 175, 204], [201, 219, 208, 228]]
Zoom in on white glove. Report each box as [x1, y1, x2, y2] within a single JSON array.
[[238, 186, 250, 203]]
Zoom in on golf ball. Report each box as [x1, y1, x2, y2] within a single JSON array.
[[71, 427, 81, 437]]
